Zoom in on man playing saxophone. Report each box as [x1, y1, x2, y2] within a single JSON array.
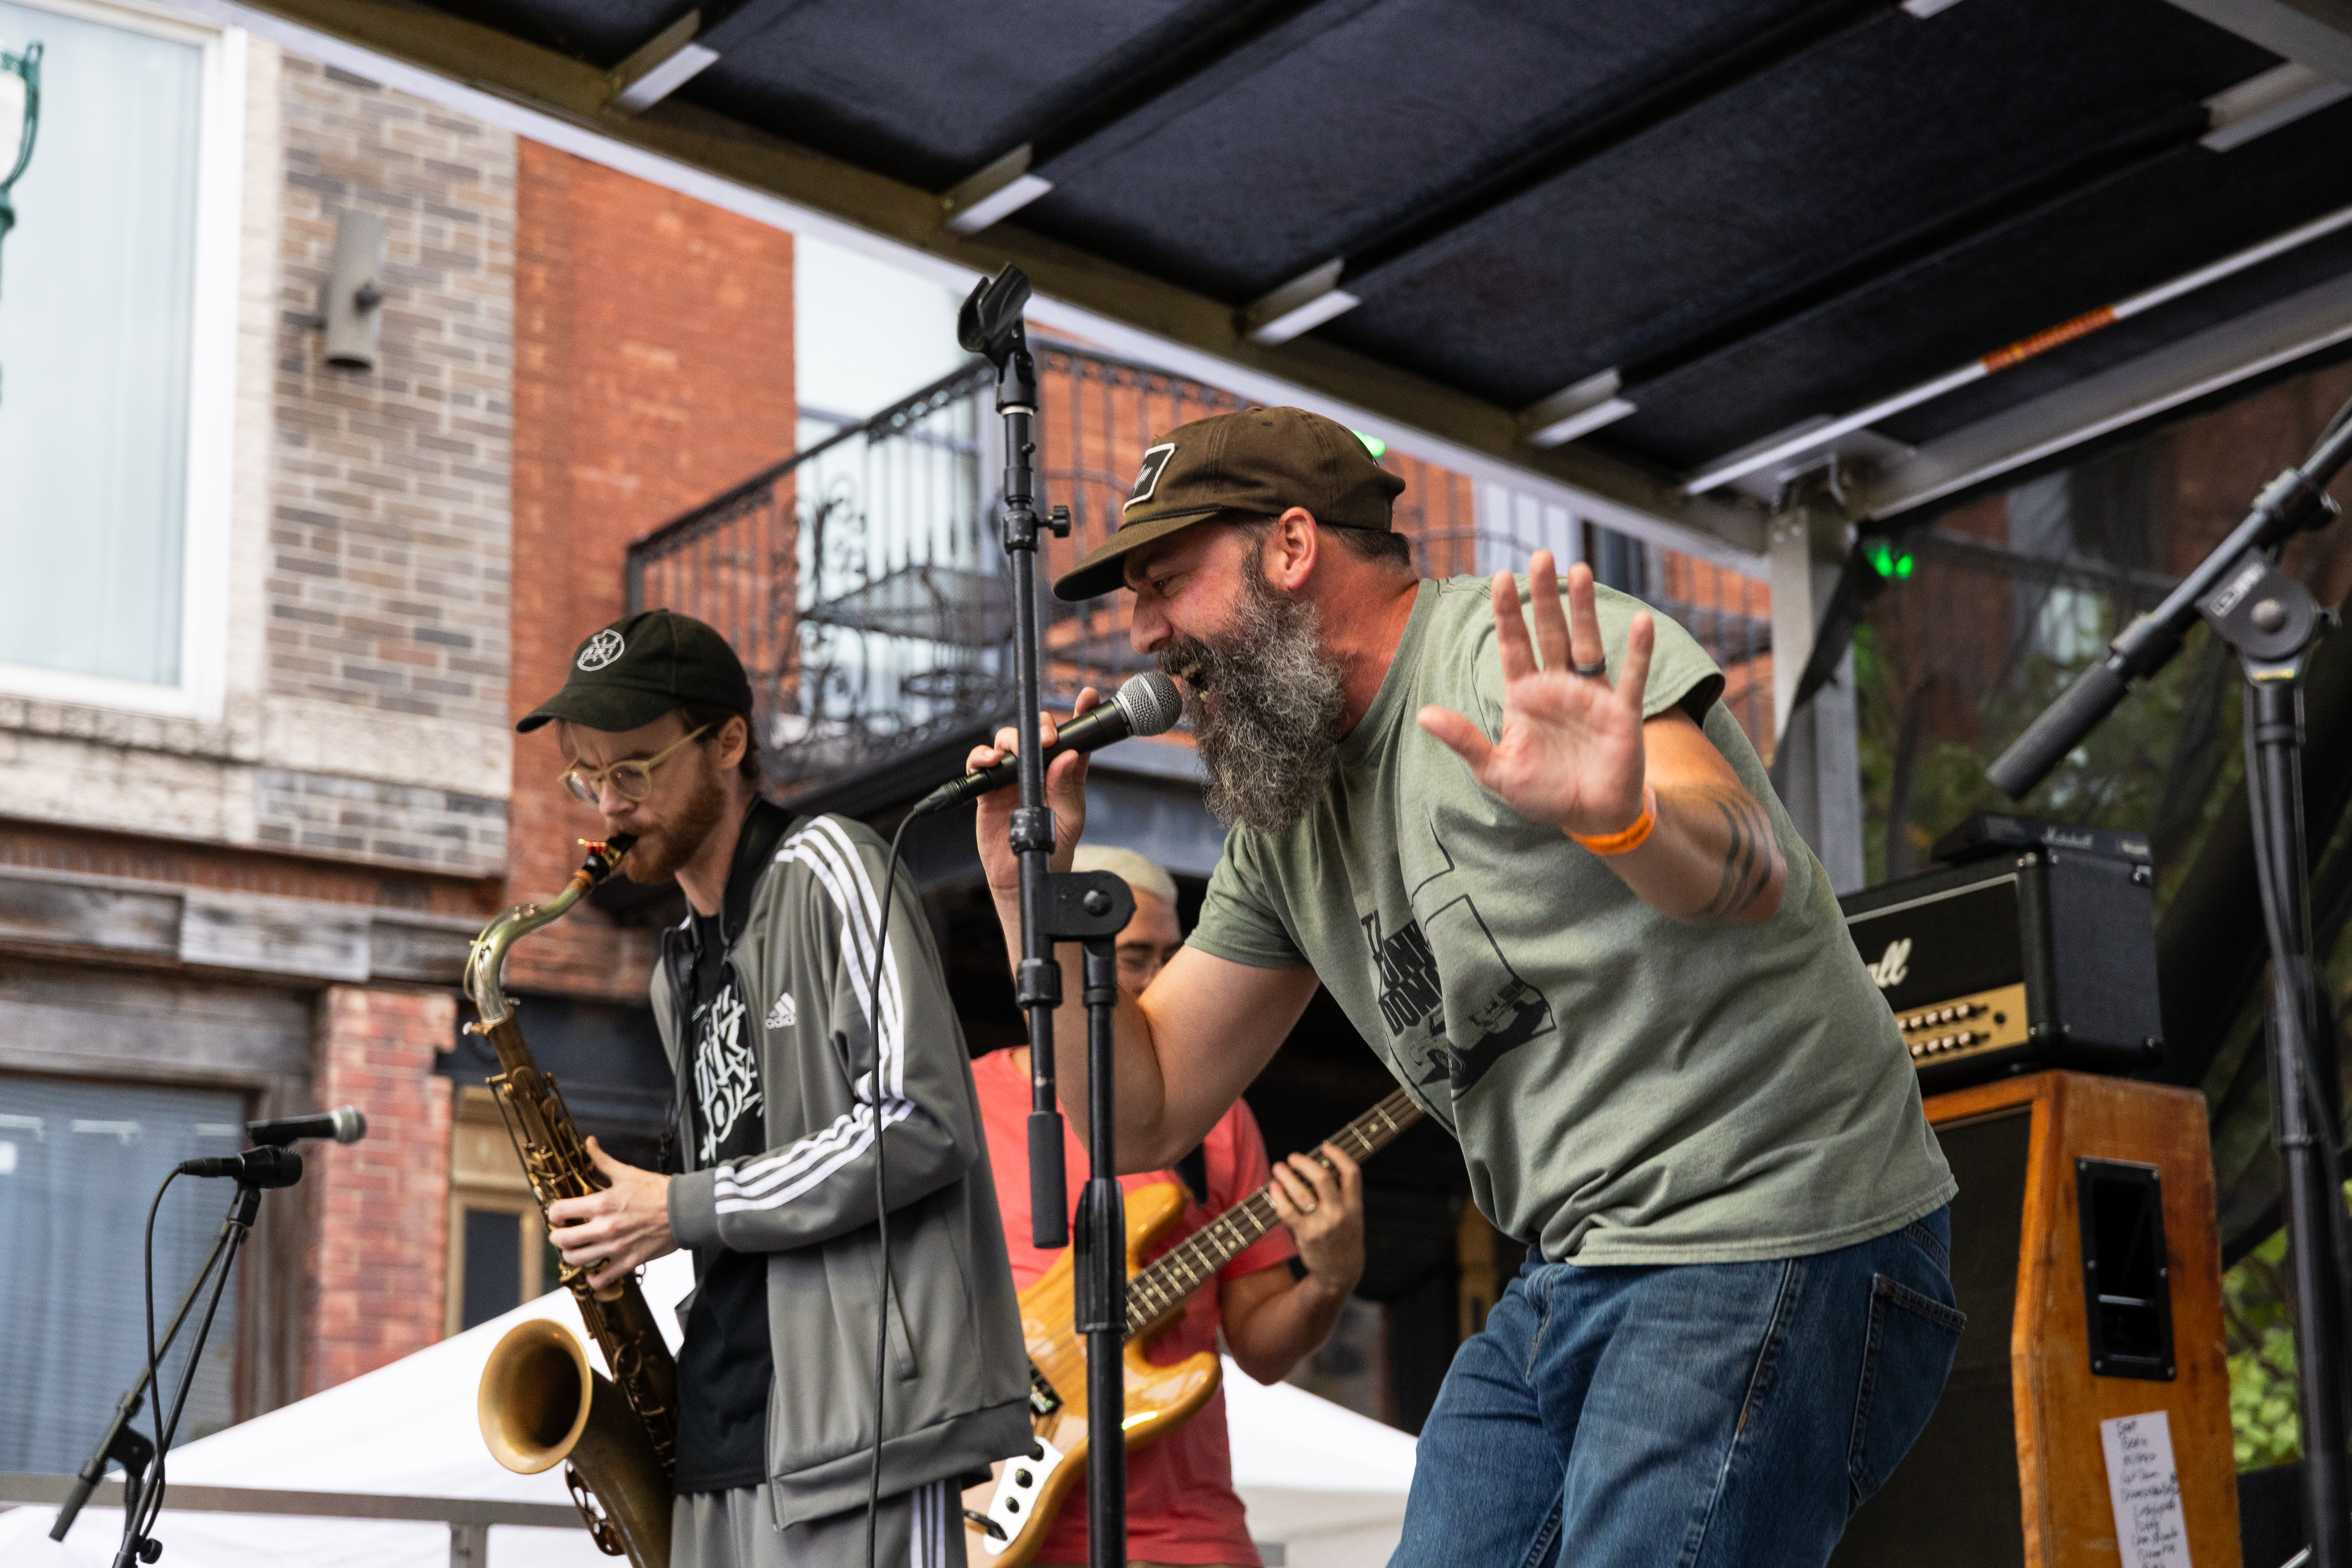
[[524, 609, 1029, 1568]]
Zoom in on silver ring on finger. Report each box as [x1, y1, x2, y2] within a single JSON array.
[[1572, 658, 1608, 680]]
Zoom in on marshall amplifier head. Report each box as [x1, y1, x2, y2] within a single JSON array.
[[1838, 835, 2164, 1094]]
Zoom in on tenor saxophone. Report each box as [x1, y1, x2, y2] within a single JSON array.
[[468, 835, 677, 1568]]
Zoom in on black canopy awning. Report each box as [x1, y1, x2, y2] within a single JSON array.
[[215, 0, 2352, 556]]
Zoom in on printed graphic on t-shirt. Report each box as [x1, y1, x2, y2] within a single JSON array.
[[1362, 816, 1557, 1100], [1421, 895, 1555, 1091], [693, 985, 761, 1163]]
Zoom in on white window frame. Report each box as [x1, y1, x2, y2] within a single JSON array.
[[0, 0, 241, 721]]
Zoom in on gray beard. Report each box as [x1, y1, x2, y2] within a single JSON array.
[[1161, 571, 1345, 834]]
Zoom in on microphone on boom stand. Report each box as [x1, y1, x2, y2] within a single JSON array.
[[169, 1105, 367, 1184], [911, 673, 1183, 817], [245, 1104, 368, 1147], [957, 263, 1141, 1568], [52, 1105, 369, 1553]]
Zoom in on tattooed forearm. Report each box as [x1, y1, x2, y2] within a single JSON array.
[[1666, 784, 1784, 925]]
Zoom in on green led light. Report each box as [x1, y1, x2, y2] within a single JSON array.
[[1895, 552, 1915, 579], [1865, 541, 1915, 582], [1354, 431, 1387, 461]]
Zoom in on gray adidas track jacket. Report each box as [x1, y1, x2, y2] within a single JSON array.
[[657, 803, 1030, 1528]]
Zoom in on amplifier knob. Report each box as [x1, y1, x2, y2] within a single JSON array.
[[1909, 1043, 1926, 1058]]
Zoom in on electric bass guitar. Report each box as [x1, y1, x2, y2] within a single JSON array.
[[962, 1089, 1427, 1565]]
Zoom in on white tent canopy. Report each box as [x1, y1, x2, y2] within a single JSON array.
[[2, 1250, 1415, 1567]]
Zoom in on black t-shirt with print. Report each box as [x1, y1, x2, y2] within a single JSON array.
[[673, 908, 774, 1494]]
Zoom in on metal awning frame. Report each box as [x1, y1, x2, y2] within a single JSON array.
[[173, 0, 2352, 573], [177, 0, 1780, 565]]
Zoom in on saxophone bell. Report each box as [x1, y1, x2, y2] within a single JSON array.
[[479, 1318, 669, 1565]]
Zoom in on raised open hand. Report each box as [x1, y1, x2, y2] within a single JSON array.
[[1417, 552, 1654, 837]]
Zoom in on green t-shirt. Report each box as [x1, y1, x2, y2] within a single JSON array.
[[1191, 576, 1955, 1265]]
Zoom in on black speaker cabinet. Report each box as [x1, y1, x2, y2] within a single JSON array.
[[1827, 1073, 2238, 1568]]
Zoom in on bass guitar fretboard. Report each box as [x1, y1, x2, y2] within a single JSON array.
[[1122, 1088, 1425, 1333]]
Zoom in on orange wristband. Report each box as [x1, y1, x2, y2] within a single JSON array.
[[1570, 786, 1657, 856]]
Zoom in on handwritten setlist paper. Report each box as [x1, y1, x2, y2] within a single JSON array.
[[2101, 1410, 2192, 1568]]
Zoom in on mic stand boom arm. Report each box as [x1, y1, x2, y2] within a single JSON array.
[[959, 267, 1136, 1568], [1989, 404, 2352, 1568]]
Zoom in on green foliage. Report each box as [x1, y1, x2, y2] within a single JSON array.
[[1853, 601, 2242, 911], [2225, 1230, 2300, 1470]]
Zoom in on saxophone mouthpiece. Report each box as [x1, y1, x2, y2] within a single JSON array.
[[584, 833, 636, 880]]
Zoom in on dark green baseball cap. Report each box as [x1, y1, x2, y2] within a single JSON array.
[[1053, 405, 1406, 601], [516, 610, 753, 734]]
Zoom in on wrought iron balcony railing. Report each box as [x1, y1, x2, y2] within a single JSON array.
[[627, 341, 1773, 806]]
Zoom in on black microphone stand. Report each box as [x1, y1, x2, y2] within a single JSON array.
[[958, 266, 1135, 1568], [53, 1175, 274, 1564], [1989, 403, 2352, 1568]]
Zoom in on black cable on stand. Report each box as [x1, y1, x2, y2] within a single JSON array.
[[51, 1146, 301, 1562], [958, 267, 1136, 1568], [1991, 395, 2352, 1568]]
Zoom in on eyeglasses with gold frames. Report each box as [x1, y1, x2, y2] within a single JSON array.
[[558, 724, 711, 805]]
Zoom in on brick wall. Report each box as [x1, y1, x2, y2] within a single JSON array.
[[306, 984, 454, 1392], [266, 59, 517, 870], [506, 142, 795, 998]]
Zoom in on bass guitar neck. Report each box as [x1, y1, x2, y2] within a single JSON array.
[[965, 1087, 1428, 1566]]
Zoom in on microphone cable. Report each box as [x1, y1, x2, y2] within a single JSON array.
[[121, 1169, 241, 1565], [121, 1170, 177, 1565], [860, 809, 917, 1568]]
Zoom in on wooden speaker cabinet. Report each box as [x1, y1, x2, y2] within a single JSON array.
[[1829, 1072, 2239, 1568]]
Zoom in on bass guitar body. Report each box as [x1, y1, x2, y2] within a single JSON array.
[[962, 1181, 1218, 1568]]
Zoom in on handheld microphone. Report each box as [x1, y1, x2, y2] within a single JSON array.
[[913, 672, 1184, 816], [245, 1105, 368, 1147], [174, 1145, 304, 1188]]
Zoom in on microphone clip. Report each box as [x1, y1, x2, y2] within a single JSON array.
[[175, 1144, 305, 1189]]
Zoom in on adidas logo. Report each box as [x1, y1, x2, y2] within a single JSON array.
[[765, 991, 796, 1029]]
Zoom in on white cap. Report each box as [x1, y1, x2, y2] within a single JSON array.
[[1071, 844, 1178, 907]]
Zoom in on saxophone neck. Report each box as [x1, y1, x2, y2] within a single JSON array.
[[466, 836, 637, 1027]]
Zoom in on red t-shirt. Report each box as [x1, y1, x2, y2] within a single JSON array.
[[971, 1048, 1298, 1567]]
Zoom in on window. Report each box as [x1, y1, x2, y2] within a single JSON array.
[[445, 1087, 548, 1333], [0, 0, 238, 716], [0, 1076, 246, 1474]]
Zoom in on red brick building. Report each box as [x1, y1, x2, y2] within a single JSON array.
[[0, 25, 793, 1466]]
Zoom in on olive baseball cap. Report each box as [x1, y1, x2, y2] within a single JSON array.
[[1053, 405, 1407, 601], [516, 609, 753, 734]]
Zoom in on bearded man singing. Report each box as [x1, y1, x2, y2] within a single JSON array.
[[968, 407, 1961, 1568], [526, 610, 1029, 1568]]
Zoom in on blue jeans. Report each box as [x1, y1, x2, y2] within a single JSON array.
[[1393, 1207, 1962, 1568]]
